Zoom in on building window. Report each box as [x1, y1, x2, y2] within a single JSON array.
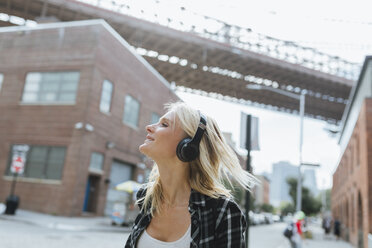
[[151, 112, 160, 124], [6, 145, 66, 180], [99, 80, 113, 113], [0, 73, 3, 92], [89, 152, 104, 172], [22, 71, 80, 104], [123, 95, 140, 127]]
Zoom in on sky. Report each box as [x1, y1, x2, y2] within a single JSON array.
[[69, 0, 372, 190], [73, 0, 372, 189], [0, 0, 368, 193], [176, 91, 339, 190], [177, 0, 372, 63], [79, 0, 372, 64], [124, 0, 372, 190], [165, 0, 372, 189]]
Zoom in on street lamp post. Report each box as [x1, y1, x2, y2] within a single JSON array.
[[246, 84, 305, 211], [296, 92, 305, 212]]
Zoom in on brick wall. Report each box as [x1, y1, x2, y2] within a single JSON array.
[[332, 98, 372, 247], [0, 22, 179, 216]]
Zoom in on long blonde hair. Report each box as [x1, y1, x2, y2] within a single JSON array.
[[140, 102, 256, 215]]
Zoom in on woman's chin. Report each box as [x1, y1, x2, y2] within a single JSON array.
[[139, 144, 149, 155], [139, 147, 155, 162]]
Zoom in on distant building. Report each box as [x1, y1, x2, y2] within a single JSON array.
[[270, 161, 298, 207], [253, 175, 270, 205], [332, 56, 372, 248], [269, 161, 318, 207], [303, 169, 319, 197], [0, 20, 179, 216], [222, 132, 249, 208], [262, 171, 272, 182]]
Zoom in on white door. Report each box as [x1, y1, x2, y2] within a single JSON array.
[[104, 160, 133, 216]]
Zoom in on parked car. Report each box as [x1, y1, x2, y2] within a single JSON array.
[[272, 214, 281, 222], [283, 213, 294, 224], [262, 212, 274, 224]]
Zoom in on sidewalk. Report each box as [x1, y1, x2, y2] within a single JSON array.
[[302, 224, 354, 248], [0, 208, 355, 247], [0, 208, 131, 233]]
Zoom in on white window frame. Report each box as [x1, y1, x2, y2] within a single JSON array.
[[21, 71, 80, 105], [123, 95, 140, 128], [6, 144, 66, 180], [89, 152, 104, 173], [0, 73, 3, 92], [99, 80, 113, 113]]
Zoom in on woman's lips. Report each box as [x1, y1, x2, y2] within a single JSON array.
[[145, 135, 154, 142]]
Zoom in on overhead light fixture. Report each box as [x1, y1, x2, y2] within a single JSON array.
[[74, 122, 83, 129], [246, 84, 263, 90], [106, 141, 115, 149], [85, 123, 94, 132]]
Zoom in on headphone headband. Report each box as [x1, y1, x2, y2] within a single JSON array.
[[189, 113, 207, 146]]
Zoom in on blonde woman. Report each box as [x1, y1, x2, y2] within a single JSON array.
[[125, 102, 255, 248]]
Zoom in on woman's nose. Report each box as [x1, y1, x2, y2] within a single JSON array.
[[146, 124, 154, 133]]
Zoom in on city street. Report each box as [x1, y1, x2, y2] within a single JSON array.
[[0, 215, 352, 248], [249, 222, 289, 248], [0, 218, 128, 248]]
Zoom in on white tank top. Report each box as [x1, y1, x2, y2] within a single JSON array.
[[137, 225, 191, 248]]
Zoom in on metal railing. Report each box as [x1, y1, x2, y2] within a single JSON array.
[[78, 0, 361, 80]]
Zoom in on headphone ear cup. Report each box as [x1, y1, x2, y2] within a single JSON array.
[[176, 138, 191, 162], [183, 143, 199, 162], [177, 138, 198, 162]]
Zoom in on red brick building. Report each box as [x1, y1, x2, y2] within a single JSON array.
[[332, 56, 372, 248], [0, 20, 179, 216], [253, 175, 270, 205]]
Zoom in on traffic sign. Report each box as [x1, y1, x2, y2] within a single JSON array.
[[10, 155, 25, 174]]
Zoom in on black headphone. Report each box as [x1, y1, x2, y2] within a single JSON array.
[[176, 112, 207, 162]]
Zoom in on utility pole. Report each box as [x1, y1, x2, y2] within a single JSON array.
[[245, 114, 252, 248], [245, 85, 306, 212], [296, 92, 305, 212]]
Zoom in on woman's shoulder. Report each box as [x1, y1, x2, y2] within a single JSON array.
[[214, 195, 243, 213], [193, 190, 243, 213], [198, 191, 246, 230]]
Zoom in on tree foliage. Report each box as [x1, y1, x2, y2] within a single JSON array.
[[257, 203, 274, 213], [286, 177, 322, 216], [325, 189, 331, 210], [223, 178, 254, 210], [280, 202, 295, 216], [316, 188, 332, 211]]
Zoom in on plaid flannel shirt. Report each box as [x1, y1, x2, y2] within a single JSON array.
[[125, 187, 247, 248]]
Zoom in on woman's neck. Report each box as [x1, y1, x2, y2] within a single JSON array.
[[157, 160, 191, 206]]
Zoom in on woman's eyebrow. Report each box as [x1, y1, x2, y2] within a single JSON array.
[[159, 117, 173, 123]]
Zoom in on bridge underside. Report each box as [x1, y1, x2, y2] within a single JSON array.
[[0, 0, 357, 123]]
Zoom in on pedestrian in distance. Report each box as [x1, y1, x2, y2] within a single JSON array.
[[334, 218, 341, 240], [125, 102, 256, 248], [322, 216, 332, 239], [288, 211, 305, 248]]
